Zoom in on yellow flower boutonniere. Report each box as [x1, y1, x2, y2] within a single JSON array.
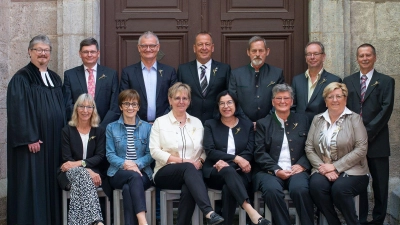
[[89, 136, 96, 142], [319, 78, 327, 85], [267, 81, 275, 87], [159, 69, 163, 77], [98, 74, 106, 80], [213, 67, 218, 76], [292, 123, 298, 130], [371, 81, 379, 87], [334, 126, 341, 133], [235, 127, 241, 135]]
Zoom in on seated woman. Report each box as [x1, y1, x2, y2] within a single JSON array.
[[106, 89, 153, 225], [150, 82, 224, 225], [305, 82, 369, 225], [203, 90, 270, 225], [253, 84, 314, 225], [59, 93, 105, 225]]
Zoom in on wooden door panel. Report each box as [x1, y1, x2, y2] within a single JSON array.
[[101, 0, 307, 83]]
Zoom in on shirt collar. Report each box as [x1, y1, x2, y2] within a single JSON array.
[[196, 59, 212, 69], [84, 64, 98, 72], [359, 69, 374, 80], [141, 61, 157, 71], [167, 111, 191, 124], [305, 68, 324, 79], [319, 107, 352, 124]]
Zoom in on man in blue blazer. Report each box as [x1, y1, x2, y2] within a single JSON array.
[[229, 36, 284, 128], [120, 31, 177, 123], [177, 32, 231, 124], [63, 38, 120, 127], [292, 41, 342, 123], [344, 43, 394, 225]]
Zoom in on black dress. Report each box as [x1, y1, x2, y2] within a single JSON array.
[[7, 62, 65, 225]]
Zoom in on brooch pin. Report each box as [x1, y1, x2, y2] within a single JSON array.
[[213, 67, 218, 76], [88, 136, 96, 142], [319, 78, 326, 85], [334, 126, 341, 132], [267, 81, 275, 87], [292, 123, 298, 130], [98, 74, 106, 80], [371, 81, 379, 87], [159, 70, 163, 77], [235, 127, 241, 134]]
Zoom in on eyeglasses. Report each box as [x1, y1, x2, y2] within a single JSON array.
[[138, 44, 158, 50], [77, 105, 95, 110], [81, 50, 98, 55], [218, 100, 234, 107], [32, 48, 51, 54], [173, 97, 189, 102], [196, 43, 212, 48], [274, 97, 292, 102], [305, 52, 324, 57], [326, 95, 345, 100], [122, 102, 139, 108]]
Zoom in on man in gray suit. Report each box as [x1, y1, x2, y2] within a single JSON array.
[[229, 36, 284, 129], [291, 41, 342, 122]]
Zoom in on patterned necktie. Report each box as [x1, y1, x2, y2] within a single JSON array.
[[360, 75, 368, 115], [200, 65, 208, 96], [87, 68, 96, 98]]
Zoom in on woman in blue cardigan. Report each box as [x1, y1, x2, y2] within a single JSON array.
[[106, 89, 153, 225]]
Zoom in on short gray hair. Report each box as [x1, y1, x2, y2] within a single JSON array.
[[29, 34, 52, 51], [138, 31, 159, 45], [272, 83, 294, 99], [305, 41, 325, 54], [248, 36, 268, 50]]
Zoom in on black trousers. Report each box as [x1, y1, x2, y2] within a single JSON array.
[[255, 171, 314, 225], [310, 172, 369, 225], [204, 166, 250, 225], [154, 163, 213, 225], [359, 156, 389, 225], [109, 170, 152, 225]]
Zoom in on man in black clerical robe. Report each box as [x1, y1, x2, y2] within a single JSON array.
[[7, 35, 65, 225]]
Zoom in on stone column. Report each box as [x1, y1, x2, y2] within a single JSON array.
[[308, 0, 351, 78], [57, 0, 100, 77]]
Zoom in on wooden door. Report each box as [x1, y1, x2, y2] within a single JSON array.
[[100, 0, 308, 83]]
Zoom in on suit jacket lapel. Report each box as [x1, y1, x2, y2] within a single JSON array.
[[135, 63, 148, 100], [86, 128, 96, 158], [189, 61, 203, 95], [206, 60, 218, 96], [95, 64, 105, 99], [77, 65, 88, 93], [155, 62, 162, 100], [364, 71, 380, 101], [299, 75, 309, 108], [71, 127, 84, 158], [308, 71, 326, 105], [350, 72, 362, 100]]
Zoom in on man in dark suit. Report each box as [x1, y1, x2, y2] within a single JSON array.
[[229, 36, 284, 129], [177, 32, 231, 124], [120, 31, 177, 123], [292, 41, 342, 122], [343, 43, 394, 225], [63, 37, 119, 127]]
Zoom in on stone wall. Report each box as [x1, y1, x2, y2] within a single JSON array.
[[310, 0, 400, 223]]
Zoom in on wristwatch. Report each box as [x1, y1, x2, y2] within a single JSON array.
[[81, 160, 87, 168]]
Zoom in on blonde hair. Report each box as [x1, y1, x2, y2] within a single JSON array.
[[68, 93, 100, 127], [168, 82, 191, 100], [323, 82, 348, 99]]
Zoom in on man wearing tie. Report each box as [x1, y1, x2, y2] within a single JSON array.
[[177, 32, 231, 124], [343, 43, 394, 225], [291, 41, 342, 123], [63, 37, 120, 127], [120, 31, 177, 123]]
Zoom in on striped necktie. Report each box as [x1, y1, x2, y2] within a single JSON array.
[[200, 65, 208, 96], [360, 75, 368, 115]]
